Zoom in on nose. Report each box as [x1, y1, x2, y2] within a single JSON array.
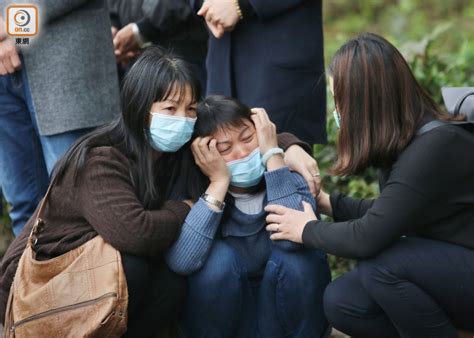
[[175, 109, 187, 118], [233, 145, 252, 161]]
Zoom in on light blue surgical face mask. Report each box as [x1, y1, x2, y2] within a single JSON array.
[[227, 148, 265, 188], [333, 109, 341, 129], [148, 112, 196, 152]]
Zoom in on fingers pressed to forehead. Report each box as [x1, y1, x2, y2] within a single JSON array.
[[208, 139, 220, 154], [198, 136, 212, 147], [192, 138, 205, 152], [260, 109, 270, 123], [192, 139, 205, 161]]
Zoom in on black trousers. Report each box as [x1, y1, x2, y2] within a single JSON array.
[[323, 237, 474, 338], [121, 253, 186, 338]]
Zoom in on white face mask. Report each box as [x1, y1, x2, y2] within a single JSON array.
[[148, 112, 196, 152]]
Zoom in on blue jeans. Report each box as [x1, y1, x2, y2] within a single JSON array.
[[323, 237, 474, 338], [0, 68, 90, 236], [180, 241, 331, 338]]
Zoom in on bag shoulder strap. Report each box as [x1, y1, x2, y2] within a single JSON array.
[[417, 119, 473, 136], [28, 176, 56, 247]]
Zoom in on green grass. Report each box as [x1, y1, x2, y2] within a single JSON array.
[[0, 200, 14, 257]]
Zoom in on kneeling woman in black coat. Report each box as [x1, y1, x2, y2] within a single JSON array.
[[265, 33, 474, 337]]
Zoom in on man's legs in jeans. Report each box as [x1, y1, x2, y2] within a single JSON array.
[[0, 72, 49, 236], [39, 129, 91, 175], [0, 66, 90, 236], [258, 247, 331, 338]]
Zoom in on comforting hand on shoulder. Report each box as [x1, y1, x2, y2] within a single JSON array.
[[265, 201, 317, 244]]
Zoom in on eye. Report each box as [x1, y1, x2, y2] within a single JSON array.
[[187, 107, 197, 117], [242, 135, 253, 143], [217, 146, 231, 154], [164, 106, 176, 112]]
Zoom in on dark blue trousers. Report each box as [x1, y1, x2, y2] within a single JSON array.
[[122, 254, 186, 338], [324, 237, 474, 338]]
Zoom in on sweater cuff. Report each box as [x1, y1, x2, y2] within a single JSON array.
[[186, 199, 223, 238], [264, 167, 297, 201], [162, 200, 192, 226], [277, 132, 312, 154], [136, 17, 158, 42]]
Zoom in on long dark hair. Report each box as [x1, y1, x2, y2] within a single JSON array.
[[328, 33, 464, 175], [52, 47, 201, 209]]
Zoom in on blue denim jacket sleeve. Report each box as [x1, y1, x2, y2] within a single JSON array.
[[164, 198, 223, 275], [264, 167, 316, 251]]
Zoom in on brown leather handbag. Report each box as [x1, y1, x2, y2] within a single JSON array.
[[3, 182, 128, 337]]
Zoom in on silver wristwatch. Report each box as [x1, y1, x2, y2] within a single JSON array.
[[201, 193, 226, 211]]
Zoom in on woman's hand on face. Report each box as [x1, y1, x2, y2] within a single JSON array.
[[250, 108, 279, 155], [284, 145, 322, 198], [265, 201, 317, 244], [192, 136, 231, 184]]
